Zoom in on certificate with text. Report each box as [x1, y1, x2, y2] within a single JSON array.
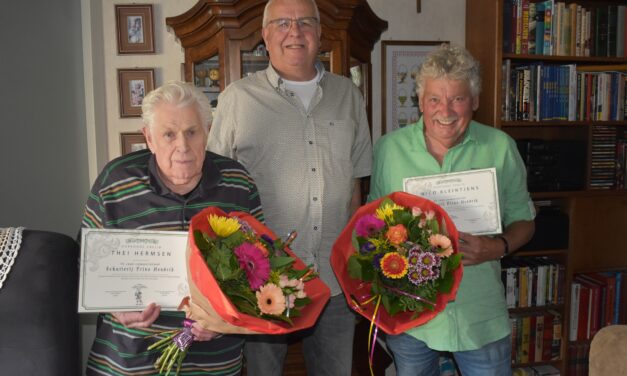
[[78, 228, 189, 313], [403, 168, 502, 235]]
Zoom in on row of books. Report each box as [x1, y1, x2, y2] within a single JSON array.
[[504, 0, 627, 57], [568, 271, 627, 342], [501, 61, 627, 122], [589, 125, 626, 189], [566, 342, 590, 376], [510, 311, 562, 364], [513, 364, 560, 376], [502, 257, 566, 308]]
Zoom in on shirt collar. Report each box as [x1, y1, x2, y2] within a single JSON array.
[[147, 152, 221, 198], [265, 61, 326, 92]]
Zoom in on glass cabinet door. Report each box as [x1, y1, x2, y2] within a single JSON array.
[[193, 56, 220, 110], [241, 43, 268, 78]]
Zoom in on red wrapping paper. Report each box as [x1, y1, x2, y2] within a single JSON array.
[[182, 207, 330, 334], [331, 191, 463, 335]]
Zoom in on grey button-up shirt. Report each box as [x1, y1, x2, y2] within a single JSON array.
[[208, 62, 372, 295]]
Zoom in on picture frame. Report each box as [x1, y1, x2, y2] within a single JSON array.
[[115, 4, 155, 54], [120, 132, 148, 155], [117, 68, 155, 118], [381, 41, 445, 134]]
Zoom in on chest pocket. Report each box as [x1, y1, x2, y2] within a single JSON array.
[[323, 120, 353, 162]]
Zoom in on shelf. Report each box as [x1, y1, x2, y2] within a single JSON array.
[[503, 53, 627, 63], [531, 189, 627, 199], [502, 121, 627, 127], [509, 304, 565, 315], [199, 86, 220, 93], [512, 360, 563, 369], [515, 249, 568, 257]]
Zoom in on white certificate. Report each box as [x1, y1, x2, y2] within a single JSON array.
[[403, 168, 502, 235], [78, 228, 189, 313]]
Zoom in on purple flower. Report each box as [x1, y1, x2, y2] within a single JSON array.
[[408, 268, 425, 285], [418, 251, 441, 269], [237, 218, 254, 234], [260, 234, 276, 252], [408, 264, 439, 285], [360, 241, 376, 255], [355, 214, 385, 237], [407, 246, 423, 267], [372, 253, 384, 270]]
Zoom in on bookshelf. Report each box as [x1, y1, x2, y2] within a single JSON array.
[[466, 0, 627, 374]]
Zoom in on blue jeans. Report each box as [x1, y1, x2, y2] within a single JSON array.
[[244, 295, 356, 376], [385, 333, 512, 376]]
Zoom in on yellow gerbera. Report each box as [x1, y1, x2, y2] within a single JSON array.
[[375, 203, 404, 222], [208, 214, 241, 237]]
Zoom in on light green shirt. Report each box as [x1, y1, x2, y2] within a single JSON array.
[[369, 119, 535, 351]]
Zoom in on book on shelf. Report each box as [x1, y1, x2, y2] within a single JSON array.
[[574, 274, 602, 340], [568, 282, 581, 341], [543, 0, 553, 55], [535, 2, 545, 55], [528, 2, 537, 55], [531, 364, 560, 376], [549, 309, 562, 361], [584, 272, 617, 327], [522, 0, 530, 54]]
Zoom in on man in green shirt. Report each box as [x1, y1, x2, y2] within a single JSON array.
[[370, 44, 535, 376]]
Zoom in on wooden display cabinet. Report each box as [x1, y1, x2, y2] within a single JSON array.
[[166, 0, 388, 125], [466, 0, 627, 374]]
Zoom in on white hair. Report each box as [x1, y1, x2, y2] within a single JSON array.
[[141, 81, 212, 132]]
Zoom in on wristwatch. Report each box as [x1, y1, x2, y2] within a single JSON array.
[[496, 235, 509, 258]]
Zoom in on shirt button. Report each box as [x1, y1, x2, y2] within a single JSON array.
[[313, 197, 318, 201], [311, 168, 316, 172], [313, 226, 318, 230], [309, 141, 313, 145], [330, 121, 334, 126]]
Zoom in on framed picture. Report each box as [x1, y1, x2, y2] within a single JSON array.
[[115, 4, 155, 54], [381, 41, 445, 134], [121, 132, 148, 155], [118, 68, 155, 117]]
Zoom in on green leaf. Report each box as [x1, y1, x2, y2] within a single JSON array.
[[270, 256, 295, 269], [348, 255, 375, 281], [222, 231, 245, 248], [438, 271, 454, 293], [393, 209, 412, 226], [194, 229, 210, 251], [447, 253, 462, 269]]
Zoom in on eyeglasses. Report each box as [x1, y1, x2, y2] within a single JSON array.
[[266, 17, 319, 32]]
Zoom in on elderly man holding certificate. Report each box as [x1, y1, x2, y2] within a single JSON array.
[[80, 81, 262, 375], [369, 44, 535, 376]]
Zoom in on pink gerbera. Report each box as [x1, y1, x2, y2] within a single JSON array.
[[355, 214, 385, 237], [256, 283, 286, 315], [429, 234, 454, 257], [234, 242, 270, 290]]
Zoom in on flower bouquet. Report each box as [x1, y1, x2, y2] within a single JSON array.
[[150, 206, 330, 375], [331, 191, 463, 335]]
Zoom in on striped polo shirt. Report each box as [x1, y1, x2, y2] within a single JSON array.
[[81, 149, 263, 376]]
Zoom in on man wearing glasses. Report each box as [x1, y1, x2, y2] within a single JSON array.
[[207, 0, 372, 375]]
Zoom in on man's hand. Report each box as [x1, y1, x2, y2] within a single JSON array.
[[458, 232, 503, 266], [112, 302, 161, 328]]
